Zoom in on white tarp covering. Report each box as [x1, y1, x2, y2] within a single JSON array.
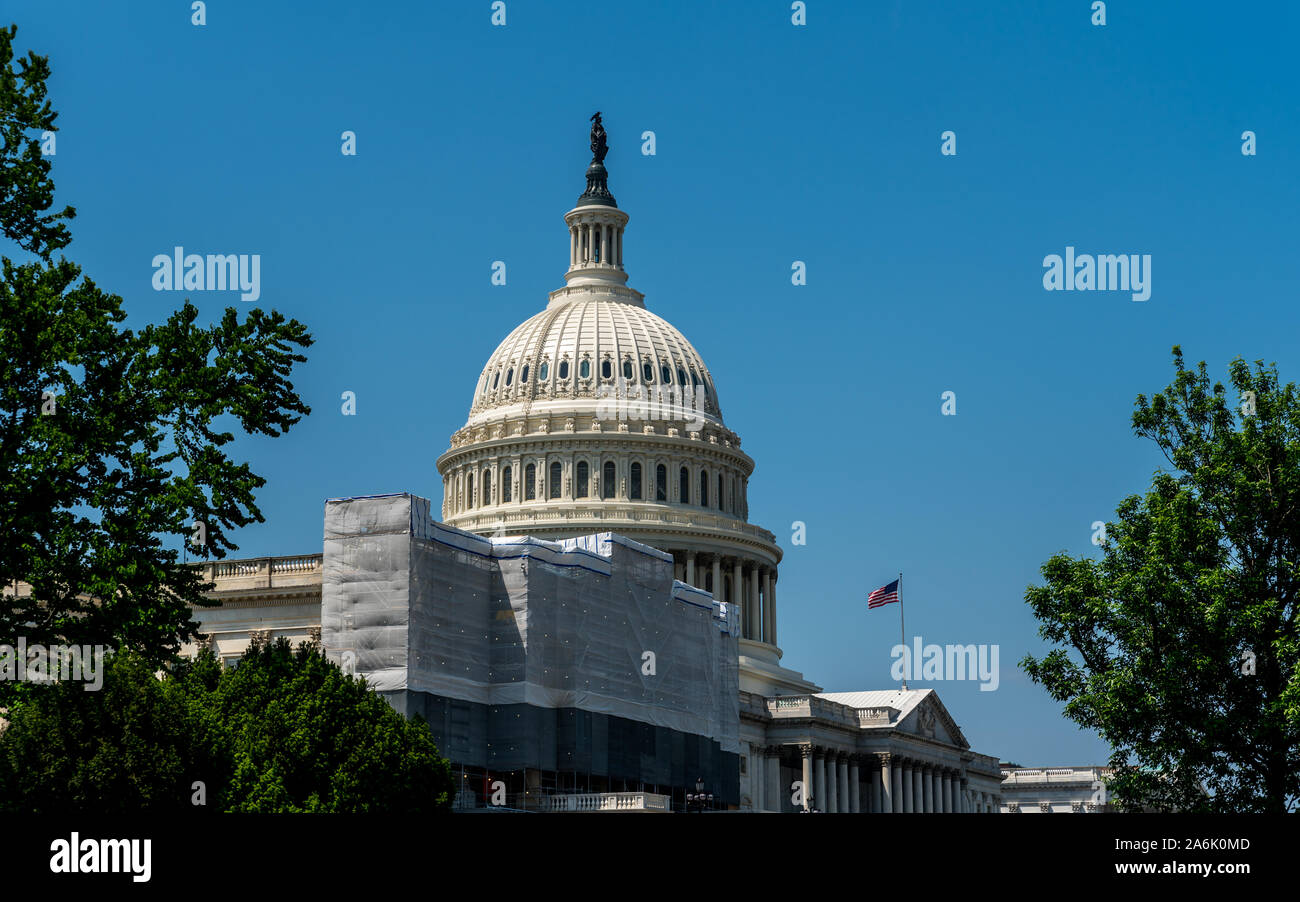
[[321, 493, 739, 753]]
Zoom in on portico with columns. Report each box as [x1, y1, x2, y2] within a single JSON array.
[[738, 688, 1003, 812]]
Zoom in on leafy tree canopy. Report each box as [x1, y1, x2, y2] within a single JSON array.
[[1023, 348, 1300, 812]]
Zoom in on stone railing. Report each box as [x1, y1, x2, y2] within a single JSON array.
[[767, 695, 860, 729], [199, 554, 323, 592], [538, 792, 670, 812], [1000, 766, 1112, 785], [446, 505, 778, 547], [856, 706, 897, 727]]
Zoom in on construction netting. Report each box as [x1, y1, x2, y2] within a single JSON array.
[[320, 493, 739, 755]]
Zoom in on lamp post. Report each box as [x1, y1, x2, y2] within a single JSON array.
[[686, 777, 714, 813]]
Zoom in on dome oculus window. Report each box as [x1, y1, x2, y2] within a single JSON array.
[[661, 364, 672, 384], [676, 367, 686, 386], [538, 361, 549, 381], [492, 372, 500, 389], [579, 359, 591, 379], [558, 360, 570, 380], [521, 364, 529, 383], [505, 368, 513, 387], [642, 361, 654, 383], [601, 359, 612, 380], [623, 359, 634, 381]]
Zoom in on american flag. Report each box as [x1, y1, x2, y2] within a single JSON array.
[[867, 579, 899, 609]]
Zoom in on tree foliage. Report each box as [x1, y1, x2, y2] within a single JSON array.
[[0, 639, 454, 813], [0, 24, 312, 678], [1022, 348, 1300, 812]]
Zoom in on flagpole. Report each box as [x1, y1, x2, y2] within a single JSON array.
[[898, 571, 906, 690]]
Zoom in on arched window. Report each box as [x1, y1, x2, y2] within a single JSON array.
[[549, 462, 562, 499], [677, 367, 686, 387], [492, 372, 500, 389], [630, 462, 642, 500], [643, 361, 655, 383], [525, 463, 536, 500], [601, 359, 612, 380], [679, 467, 689, 504], [467, 472, 475, 508], [623, 359, 634, 380], [558, 360, 570, 380], [576, 461, 589, 498], [503, 466, 513, 503], [482, 469, 492, 506], [579, 359, 591, 379], [718, 473, 724, 510], [656, 464, 667, 501], [521, 364, 529, 383], [700, 469, 708, 507], [661, 363, 672, 384], [602, 461, 616, 499], [538, 361, 549, 381], [505, 368, 513, 387]]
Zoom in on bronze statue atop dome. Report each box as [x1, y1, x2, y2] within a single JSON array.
[[590, 112, 608, 163]]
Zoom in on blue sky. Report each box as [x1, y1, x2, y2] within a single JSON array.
[[10, 0, 1298, 766]]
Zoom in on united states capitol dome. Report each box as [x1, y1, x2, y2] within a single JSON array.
[[437, 114, 788, 668]]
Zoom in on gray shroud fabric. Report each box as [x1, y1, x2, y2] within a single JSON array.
[[321, 493, 739, 754]]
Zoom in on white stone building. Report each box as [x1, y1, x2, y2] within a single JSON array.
[[188, 117, 1003, 812]]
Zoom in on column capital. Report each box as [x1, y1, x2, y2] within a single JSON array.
[[798, 743, 814, 759]]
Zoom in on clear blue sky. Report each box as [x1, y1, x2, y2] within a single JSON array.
[[11, 0, 1298, 766]]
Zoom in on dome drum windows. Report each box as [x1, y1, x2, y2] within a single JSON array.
[[549, 462, 562, 499], [700, 470, 708, 508], [602, 461, 616, 499], [576, 461, 590, 498], [679, 467, 689, 504], [655, 464, 667, 502], [525, 463, 536, 501], [630, 462, 642, 500], [503, 466, 513, 503]]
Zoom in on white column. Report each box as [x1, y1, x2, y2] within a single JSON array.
[[914, 765, 924, 813], [881, 756, 893, 813], [901, 763, 912, 813], [686, 553, 695, 587], [942, 772, 953, 813], [849, 758, 860, 813], [922, 765, 933, 813], [837, 757, 849, 813], [825, 754, 837, 813], [766, 749, 781, 813], [750, 566, 762, 639], [712, 556, 722, 603], [890, 759, 902, 813], [813, 750, 826, 812], [763, 570, 774, 643], [570, 226, 577, 266], [800, 745, 813, 812], [750, 745, 762, 811]]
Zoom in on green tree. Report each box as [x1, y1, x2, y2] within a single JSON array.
[[0, 24, 312, 679], [1022, 348, 1300, 812], [0, 640, 455, 813], [215, 638, 453, 813], [0, 651, 227, 812]]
